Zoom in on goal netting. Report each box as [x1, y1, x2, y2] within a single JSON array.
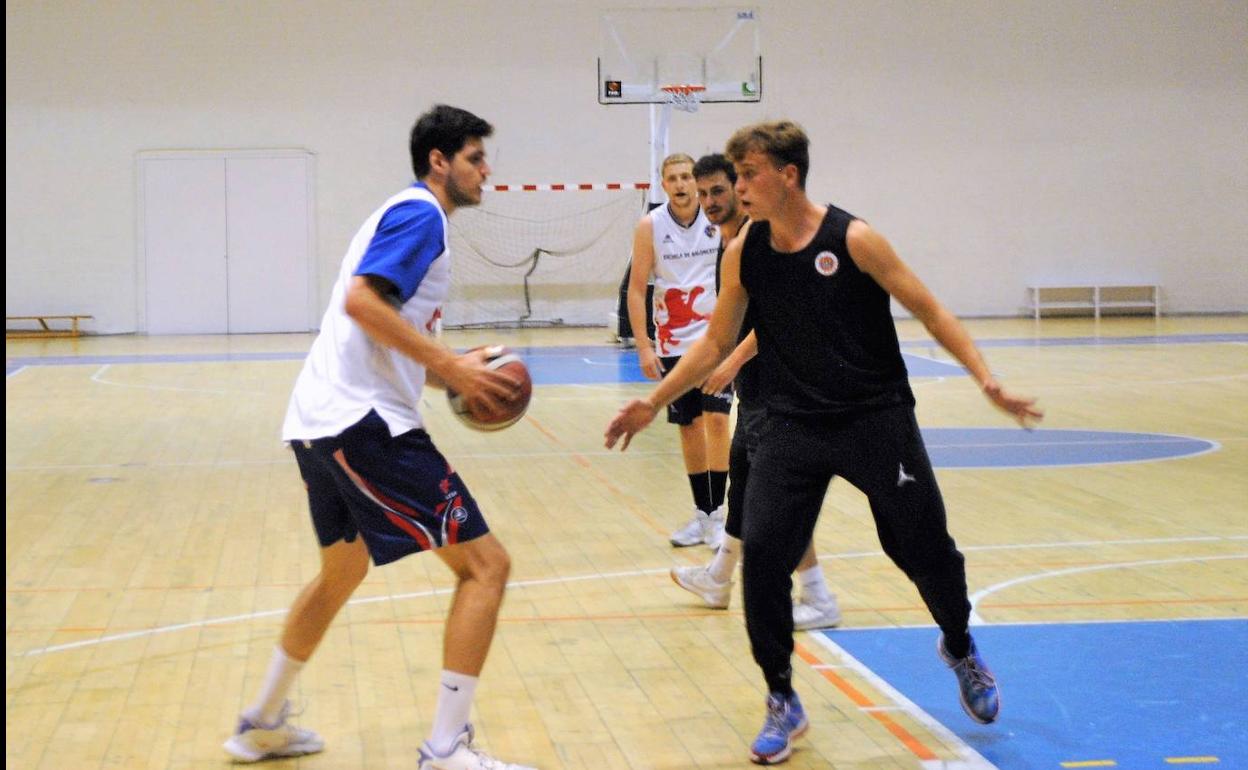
[[445, 186, 647, 329]]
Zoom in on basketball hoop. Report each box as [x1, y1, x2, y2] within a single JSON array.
[[660, 84, 706, 114]]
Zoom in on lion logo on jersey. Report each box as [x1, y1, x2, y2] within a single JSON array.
[[655, 286, 709, 355]]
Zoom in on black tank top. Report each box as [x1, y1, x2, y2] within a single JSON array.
[[738, 205, 913, 420]]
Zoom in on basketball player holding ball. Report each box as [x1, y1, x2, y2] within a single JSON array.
[[224, 105, 536, 770]]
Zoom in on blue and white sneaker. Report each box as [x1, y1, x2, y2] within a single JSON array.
[[749, 691, 809, 765], [938, 634, 1000, 724], [222, 700, 323, 763]]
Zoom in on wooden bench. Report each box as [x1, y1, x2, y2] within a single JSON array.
[[6, 315, 93, 338], [1027, 285, 1159, 320]]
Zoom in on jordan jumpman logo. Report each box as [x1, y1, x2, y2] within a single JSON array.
[[897, 463, 917, 487]]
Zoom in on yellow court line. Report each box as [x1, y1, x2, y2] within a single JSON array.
[[1061, 761, 1117, 768], [1165, 758, 1220, 765]]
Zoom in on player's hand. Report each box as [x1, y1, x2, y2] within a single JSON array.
[[605, 399, 659, 451], [982, 379, 1044, 428], [445, 347, 522, 417], [638, 347, 664, 380], [702, 357, 741, 394]]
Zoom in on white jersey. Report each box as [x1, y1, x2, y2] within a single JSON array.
[[282, 185, 449, 440], [648, 204, 721, 356]]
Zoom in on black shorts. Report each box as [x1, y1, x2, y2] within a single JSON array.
[[660, 355, 734, 425], [291, 410, 490, 565]]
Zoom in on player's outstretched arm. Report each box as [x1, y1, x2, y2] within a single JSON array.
[[702, 330, 757, 394], [606, 232, 751, 450], [846, 222, 1043, 428]]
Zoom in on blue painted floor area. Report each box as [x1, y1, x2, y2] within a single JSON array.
[[6, 344, 1219, 467], [520, 348, 966, 384], [818, 620, 1248, 769], [10, 330, 1245, 376], [921, 428, 1216, 468]]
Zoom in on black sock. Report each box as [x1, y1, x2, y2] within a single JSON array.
[[943, 630, 971, 659], [708, 470, 728, 510], [765, 666, 794, 698], [688, 473, 713, 513]]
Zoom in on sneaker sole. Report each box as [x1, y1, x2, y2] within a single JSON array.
[[669, 569, 730, 609], [793, 612, 842, 631], [748, 719, 808, 765], [223, 737, 324, 763]]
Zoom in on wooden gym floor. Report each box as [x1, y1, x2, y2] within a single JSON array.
[[6, 316, 1247, 769]]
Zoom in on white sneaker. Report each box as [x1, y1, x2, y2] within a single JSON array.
[[793, 596, 843, 631], [705, 505, 726, 550], [670, 508, 711, 547], [223, 700, 324, 763], [419, 724, 537, 769], [670, 565, 732, 608]]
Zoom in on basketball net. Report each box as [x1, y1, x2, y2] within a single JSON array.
[[650, 85, 706, 206], [660, 84, 706, 114]]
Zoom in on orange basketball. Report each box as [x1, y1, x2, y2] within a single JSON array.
[[446, 346, 532, 431]]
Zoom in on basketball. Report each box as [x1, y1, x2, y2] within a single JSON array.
[[446, 346, 532, 431]]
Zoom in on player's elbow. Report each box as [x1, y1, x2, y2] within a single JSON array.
[[343, 282, 375, 323]]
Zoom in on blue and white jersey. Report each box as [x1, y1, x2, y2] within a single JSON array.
[[283, 183, 450, 440]]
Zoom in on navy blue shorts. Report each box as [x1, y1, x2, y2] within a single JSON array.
[[660, 355, 734, 425], [291, 410, 490, 565]]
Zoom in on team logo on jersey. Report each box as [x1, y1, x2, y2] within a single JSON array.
[[425, 307, 443, 333], [814, 251, 839, 276], [705, 224, 718, 238], [450, 506, 469, 523], [662, 233, 675, 244]]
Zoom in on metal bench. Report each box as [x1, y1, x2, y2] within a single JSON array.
[[1027, 285, 1159, 320]]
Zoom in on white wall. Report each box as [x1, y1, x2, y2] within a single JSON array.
[[7, 0, 1247, 332]]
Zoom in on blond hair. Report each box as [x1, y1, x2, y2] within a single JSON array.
[[660, 153, 695, 176], [725, 121, 810, 189]]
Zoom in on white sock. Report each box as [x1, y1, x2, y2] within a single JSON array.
[[708, 535, 742, 583], [247, 646, 305, 726], [429, 670, 479, 755], [798, 564, 832, 605]]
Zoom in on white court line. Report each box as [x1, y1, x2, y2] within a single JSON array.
[[15, 534, 1246, 658], [5, 448, 688, 472], [857, 705, 907, 712], [1023, 372, 1248, 389], [18, 566, 675, 657], [968, 553, 1248, 625], [89, 363, 263, 395], [925, 436, 1214, 450], [810, 615, 1248, 633], [12, 428, 1235, 472], [807, 631, 997, 770], [6, 365, 28, 379]]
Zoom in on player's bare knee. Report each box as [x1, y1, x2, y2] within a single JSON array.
[[477, 546, 511, 590], [446, 536, 510, 590], [321, 556, 369, 593]]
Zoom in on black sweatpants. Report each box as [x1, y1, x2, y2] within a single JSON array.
[[741, 405, 971, 694], [725, 398, 766, 539]]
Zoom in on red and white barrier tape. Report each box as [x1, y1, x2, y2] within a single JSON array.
[[486, 183, 650, 191]]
